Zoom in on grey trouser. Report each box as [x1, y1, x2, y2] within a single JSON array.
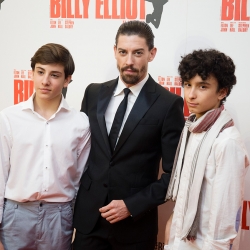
[[0, 199, 73, 250]]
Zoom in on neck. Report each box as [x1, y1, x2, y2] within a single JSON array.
[[33, 94, 62, 120]]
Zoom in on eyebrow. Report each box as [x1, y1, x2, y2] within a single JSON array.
[[198, 81, 211, 85], [118, 48, 145, 51], [35, 67, 63, 74], [184, 80, 210, 84]]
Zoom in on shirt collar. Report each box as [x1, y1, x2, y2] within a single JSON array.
[[114, 74, 149, 97], [22, 92, 71, 112]]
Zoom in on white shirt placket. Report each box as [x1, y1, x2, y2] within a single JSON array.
[[42, 121, 50, 193]]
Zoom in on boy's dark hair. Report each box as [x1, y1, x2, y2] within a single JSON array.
[[178, 49, 236, 104], [115, 20, 155, 50], [31, 43, 75, 78]]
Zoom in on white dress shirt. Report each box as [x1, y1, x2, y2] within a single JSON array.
[[169, 125, 249, 249], [0, 94, 91, 223], [105, 74, 149, 142]]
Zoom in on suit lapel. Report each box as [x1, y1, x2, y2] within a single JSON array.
[[113, 76, 160, 157], [97, 78, 118, 157]]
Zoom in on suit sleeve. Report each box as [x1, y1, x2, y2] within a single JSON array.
[[124, 96, 184, 219], [80, 83, 94, 115]]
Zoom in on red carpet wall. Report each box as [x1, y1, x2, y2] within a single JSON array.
[[0, 0, 249, 249]]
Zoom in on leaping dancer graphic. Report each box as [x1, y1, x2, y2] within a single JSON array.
[[0, 0, 4, 10], [145, 0, 169, 29]]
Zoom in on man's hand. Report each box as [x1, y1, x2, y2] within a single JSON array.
[[99, 200, 131, 224], [0, 241, 4, 250]]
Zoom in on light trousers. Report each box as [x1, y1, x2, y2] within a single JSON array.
[[0, 199, 73, 250]]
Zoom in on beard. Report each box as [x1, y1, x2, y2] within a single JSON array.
[[118, 65, 146, 85]]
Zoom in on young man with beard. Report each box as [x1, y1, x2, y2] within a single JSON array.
[[0, 43, 90, 250], [73, 20, 185, 249], [164, 49, 249, 250]]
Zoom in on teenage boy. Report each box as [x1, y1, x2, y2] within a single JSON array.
[[0, 43, 91, 250], [164, 49, 249, 250]]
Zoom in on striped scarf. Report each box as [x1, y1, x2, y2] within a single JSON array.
[[165, 105, 234, 240]]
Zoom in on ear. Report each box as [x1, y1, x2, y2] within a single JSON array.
[[218, 88, 228, 100], [63, 75, 72, 88], [114, 45, 117, 59], [148, 47, 157, 62]]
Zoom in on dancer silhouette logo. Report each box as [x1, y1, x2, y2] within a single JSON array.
[[145, 0, 168, 28], [0, 0, 4, 10]]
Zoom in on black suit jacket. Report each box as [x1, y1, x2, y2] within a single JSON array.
[[73, 75, 184, 243]]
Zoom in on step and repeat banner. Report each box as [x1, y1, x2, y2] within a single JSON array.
[[0, 0, 249, 249]]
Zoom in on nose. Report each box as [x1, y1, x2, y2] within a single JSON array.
[[42, 74, 50, 85], [188, 87, 196, 99], [125, 53, 134, 66]]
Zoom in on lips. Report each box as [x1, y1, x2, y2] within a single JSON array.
[[124, 69, 136, 74], [187, 102, 198, 107], [121, 66, 138, 73], [40, 88, 51, 93]]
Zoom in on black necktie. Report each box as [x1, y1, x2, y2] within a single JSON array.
[[109, 88, 131, 152]]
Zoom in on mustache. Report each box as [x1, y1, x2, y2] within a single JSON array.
[[121, 66, 139, 73]]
